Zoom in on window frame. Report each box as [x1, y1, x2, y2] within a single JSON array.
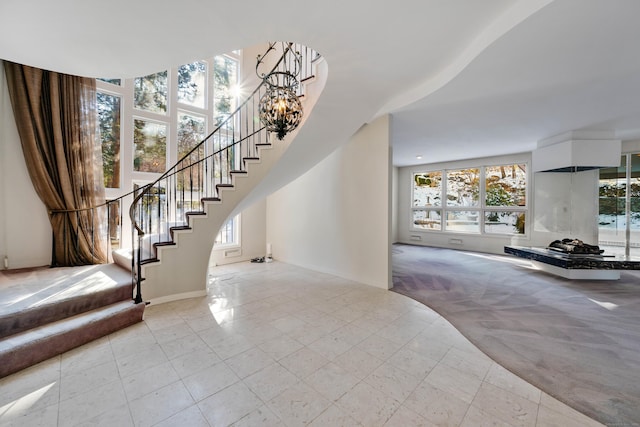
[[214, 214, 241, 248], [96, 51, 242, 249], [411, 162, 529, 236]]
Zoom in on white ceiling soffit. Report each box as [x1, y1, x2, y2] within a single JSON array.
[[391, 0, 640, 167], [0, 0, 520, 178], [0, 0, 513, 80], [3, 1, 638, 171]]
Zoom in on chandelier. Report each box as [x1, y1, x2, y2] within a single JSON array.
[[256, 43, 304, 140]]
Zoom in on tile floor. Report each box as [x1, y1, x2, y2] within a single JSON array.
[[0, 261, 605, 426]]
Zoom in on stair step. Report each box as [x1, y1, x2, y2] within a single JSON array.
[[243, 157, 260, 163], [201, 197, 221, 203], [230, 170, 248, 174], [169, 226, 191, 241], [0, 300, 144, 378], [0, 264, 133, 339], [112, 248, 133, 271], [153, 241, 176, 248], [216, 184, 234, 195], [186, 211, 206, 221], [170, 225, 192, 233]]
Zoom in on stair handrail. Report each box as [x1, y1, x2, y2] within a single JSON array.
[[128, 42, 315, 234]]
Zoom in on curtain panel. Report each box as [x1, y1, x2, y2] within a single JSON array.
[[3, 61, 108, 266]]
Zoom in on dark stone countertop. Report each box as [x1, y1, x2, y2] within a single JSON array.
[[504, 246, 640, 270]]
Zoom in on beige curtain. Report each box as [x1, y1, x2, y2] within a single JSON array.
[[4, 61, 108, 266]]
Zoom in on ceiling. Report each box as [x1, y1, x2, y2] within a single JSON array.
[[2, 0, 640, 171]]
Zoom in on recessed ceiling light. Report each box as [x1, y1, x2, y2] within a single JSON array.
[[416, 155, 422, 160]]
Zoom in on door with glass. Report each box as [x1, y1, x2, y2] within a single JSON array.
[[598, 153, 640, 257]]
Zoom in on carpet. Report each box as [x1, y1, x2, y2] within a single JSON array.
[[391, 244, 640, 427]]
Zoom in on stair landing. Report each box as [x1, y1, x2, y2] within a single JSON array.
[[0, 264, 144, 378]]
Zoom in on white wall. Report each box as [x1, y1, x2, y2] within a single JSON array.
[[623, 139, 640, 154], [391, 165, 399, 243], [0, 63, 51, 269], [531, 170, 599, 246], [396, 151, 600, 254], [266, 115, 392, 289]]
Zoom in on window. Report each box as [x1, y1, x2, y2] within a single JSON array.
[[213, 56, 238, 126], [412, 163, 527, 235], [599, 154, 640, 255], [97, 92, 121, 188], [177, 61, 207, 108], [215, 215, 240, 246], [98, 78, 121, 86], [177, 112, 206, 162], [413, 171, 442, 230], [484, 164, 526, 235], [446, 169, 479, 207], [134, 71, 168, 113], [133, 119, 167, 173], [97, 51, 242, 247]]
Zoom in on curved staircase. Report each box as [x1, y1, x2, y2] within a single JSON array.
[[138, 139, 292, 303], [0, 43, 324, 379], [123, 43, 326, 304]]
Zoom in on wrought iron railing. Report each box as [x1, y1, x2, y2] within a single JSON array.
[[128, 42, 320, 303]]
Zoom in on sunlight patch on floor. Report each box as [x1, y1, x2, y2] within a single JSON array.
[[464, 251, 533, 267], [0, 382, 56, 420], [588, 298, 619, 311], [34, 271, 116, 307]]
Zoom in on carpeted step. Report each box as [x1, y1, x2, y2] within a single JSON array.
[[112, 248, 133, 271], [0, 265, 134, 339], [0, 300, 144, 378]]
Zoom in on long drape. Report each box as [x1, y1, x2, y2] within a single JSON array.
[[4, 61, 108, 266]]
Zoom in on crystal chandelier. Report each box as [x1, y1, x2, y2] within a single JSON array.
[[256, 43, 304, 140]]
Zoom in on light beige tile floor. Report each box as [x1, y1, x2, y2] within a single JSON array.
[[0, 261, 605, 426]]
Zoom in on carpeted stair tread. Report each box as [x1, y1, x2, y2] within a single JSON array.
[[0, 300, 144, 378], [112, 248, 133, 271], [0, 264, 133, 339]]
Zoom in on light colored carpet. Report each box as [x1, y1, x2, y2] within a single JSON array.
[[0, 264, 132, 316], [391, 244, 640, 427]]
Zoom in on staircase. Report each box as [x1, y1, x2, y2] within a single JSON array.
[[0, 43, 323, 378], [0, 264, 144, 378], [125, 42, 325, 304]]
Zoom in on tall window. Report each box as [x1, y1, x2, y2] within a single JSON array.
[[213, 56, 238, 126], [445, 168, 480, 233], [413, 163, 527, 235], [97, 52, 242, 247], [413, 171, 442, 230], [133, 119, 167, 173], [215, 214, 240, 246], [97, 92, 121, 188], [134, 71, 168, 113], [484, 165, 527, 235], [599, 153, 640, 255], [177, 61, 206, 108]]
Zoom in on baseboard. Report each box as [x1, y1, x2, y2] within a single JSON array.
[[145, 290, 208, 306]]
